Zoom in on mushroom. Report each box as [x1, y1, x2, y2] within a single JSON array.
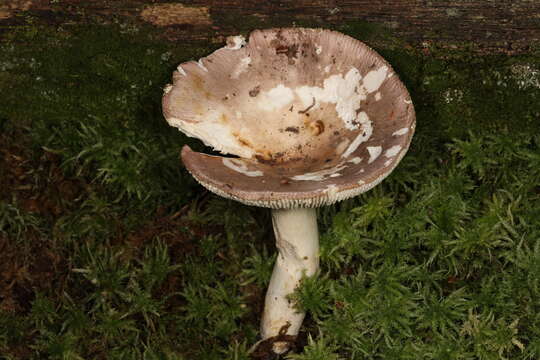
[[162, 28, 415, 354]]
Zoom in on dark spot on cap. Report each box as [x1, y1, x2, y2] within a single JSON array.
[[285, 126, 299, 134], [255, 153, 280, 165], [276, 45, 288, 54], [298, 97, 316, 114], [275, 43, 299, 62], [249, 85, 260, 97]]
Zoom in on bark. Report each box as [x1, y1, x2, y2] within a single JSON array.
[[1, 0, 539, 54]]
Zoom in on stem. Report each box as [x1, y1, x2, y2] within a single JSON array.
[[261, 207, 319, 353]]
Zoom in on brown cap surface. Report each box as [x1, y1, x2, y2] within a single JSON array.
[[163, 28, 415, 208]]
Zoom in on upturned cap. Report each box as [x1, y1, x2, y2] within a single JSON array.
[[163, 28, 415, 208]]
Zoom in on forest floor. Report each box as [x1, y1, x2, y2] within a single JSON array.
[[1, 9, 540, 360]]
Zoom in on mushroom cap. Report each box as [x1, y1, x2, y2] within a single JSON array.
[[163, 28, 415, 208]]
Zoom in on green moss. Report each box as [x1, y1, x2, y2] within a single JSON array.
[[419, 53, 540, 142], [0, 23, 211, 209]]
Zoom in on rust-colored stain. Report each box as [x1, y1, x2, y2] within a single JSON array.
[[254, 150, 273, 163], [309, 120, 325, 136], [0, 0, 33, 20], [140, 3, 211, 26], [237, 137, 252, 147], [231, 131, 254, 152], [190, 74, 212, 100]]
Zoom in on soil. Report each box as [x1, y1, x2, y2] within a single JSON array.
[[0, 128, 222, 350], [0, 130, 71, 314]]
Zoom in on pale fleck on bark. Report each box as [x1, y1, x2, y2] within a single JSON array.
[[140, 3, 211, 26], [0, 0, 33, 20]]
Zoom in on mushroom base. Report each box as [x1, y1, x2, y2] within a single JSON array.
[[261, 207, 320, 354]]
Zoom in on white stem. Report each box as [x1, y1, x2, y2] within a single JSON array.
[[261, 207, 319, 353]]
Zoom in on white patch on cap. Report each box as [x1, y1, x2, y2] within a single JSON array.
[[222, 158, 263, 177], [324, 65, 331, 73], [367, 146, 382, 164], [197, 59, 208, 72], [235, 110, 243, 119], [167, 112, 254, 158], [329, 173, 340, 178], [226, 35, 246, 50], [231, 56, 251, 79], [392, 127, 409, 136], [375, 92, 382, 101], [315, 44, 322, 54], [385, 145, 402, 158], [341, 112, 373, 158], [177, 65, 187, 76], [324, 184, 339, 197], [404, 99, 412, 104], [163, 84, 173, 94], [292, 164, 346, 181], [295, 67, 367, 130], [358, 179, 365, 185], [258, 84, 294, 111], [387, 72, 394, 78], [384, 159, 392, 167], [363, 66, 388, 93], [348, 157, 363, 164]]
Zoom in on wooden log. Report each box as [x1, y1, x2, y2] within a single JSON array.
[[1, 0, 539, 54]]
